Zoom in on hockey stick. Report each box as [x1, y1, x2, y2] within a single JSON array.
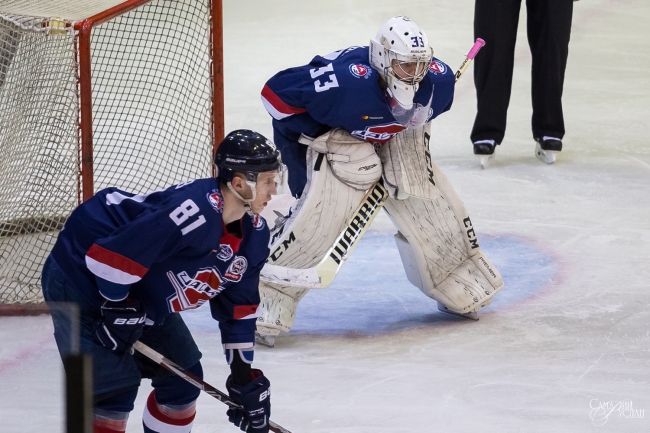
[[262, 181, 388, 289], [132, 341, 293, 433], [260, 38, 486, 289], [455, 38, 485, 81]]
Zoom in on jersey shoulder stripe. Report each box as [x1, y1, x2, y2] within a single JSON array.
[[261, 84, 307, 120]]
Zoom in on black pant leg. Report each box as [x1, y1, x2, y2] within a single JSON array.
[[471, 0, 523, 145], [526, 0, 573, 139]]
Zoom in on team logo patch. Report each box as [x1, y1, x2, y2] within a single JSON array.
[[216, 244, 234, 261], [167, 267, 224, 312], [253, 214, 266, 230], [207, 190, 223, 213], [349, 63, 372, 79], [224, 256, 248, 282], [429, 60, 446, 75], [351, 122, 407, 143]]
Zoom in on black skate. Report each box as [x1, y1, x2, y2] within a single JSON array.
[[534, 136, 562, 164], [473, 139, 496, 168]]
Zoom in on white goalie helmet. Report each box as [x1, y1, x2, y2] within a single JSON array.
[[369, 16, 433, 110]]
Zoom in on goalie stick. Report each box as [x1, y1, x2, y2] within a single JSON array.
[[260, 38, 486, 289], [132, 341, 293, 433]]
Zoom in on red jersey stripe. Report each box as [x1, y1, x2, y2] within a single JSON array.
[[86, 244, 148, 278], [233, 304, 259, 320], [261, 84, 307, 116]]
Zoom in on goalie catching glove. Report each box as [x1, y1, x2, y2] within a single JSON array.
[[226, 369, 271, 433], [94, 298, 146, 353]]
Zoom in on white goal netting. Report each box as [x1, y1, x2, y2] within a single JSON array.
[[0, 0, 214, 305]]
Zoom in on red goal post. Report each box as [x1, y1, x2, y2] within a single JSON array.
[[0, 0, 224, 315]]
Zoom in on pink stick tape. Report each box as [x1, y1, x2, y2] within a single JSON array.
[[467, 38, 486, 60]]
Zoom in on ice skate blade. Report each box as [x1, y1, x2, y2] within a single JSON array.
[[535, 142, 558, 165], [437, 302, 479, 321], [255, 331, 276, 348], [477, 154, 493, 169]]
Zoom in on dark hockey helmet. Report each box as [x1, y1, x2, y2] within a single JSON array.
[[214, 129, 282, 184]]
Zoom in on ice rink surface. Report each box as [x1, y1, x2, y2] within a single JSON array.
[[1, 0, 649, 432]]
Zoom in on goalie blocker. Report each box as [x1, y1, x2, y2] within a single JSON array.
[[257, 125, 503, 338]]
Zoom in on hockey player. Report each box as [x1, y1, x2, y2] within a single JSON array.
[[42, 130, 285, 433], [262, 16, 454, 199], [257, 16, 503, 344]]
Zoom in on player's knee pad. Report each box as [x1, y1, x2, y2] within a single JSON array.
[[150, 361, 202, 406], [381, 124, 504, 313], [258, 138, 371, 335], [94, 387, 139, 433], [142, 389, 197, 433], [143, 362, 202, 433]]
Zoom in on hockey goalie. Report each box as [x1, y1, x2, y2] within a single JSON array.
[[257, 16, 504, 344]]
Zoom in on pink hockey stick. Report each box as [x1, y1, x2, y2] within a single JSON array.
[[455, 38, 486, 82]]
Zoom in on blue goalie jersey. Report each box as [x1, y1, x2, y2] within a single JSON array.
[[261, 45, 455, 196], [50, 178, 270, 347]]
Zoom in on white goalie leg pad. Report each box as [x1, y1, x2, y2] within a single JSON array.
[[258, 143, 370, 335], [257, 285, 310, 336], [393, 226, 501, 313], [381, 124, 504, 314], [379, 124, 439, 200], [308, 128, 382, 190]]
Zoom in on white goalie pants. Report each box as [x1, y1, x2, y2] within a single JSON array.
[[257, 125, 504, 336]]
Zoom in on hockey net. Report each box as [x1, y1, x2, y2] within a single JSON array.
[[0, 0, 222, 314]]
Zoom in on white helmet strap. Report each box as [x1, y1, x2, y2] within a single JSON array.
[[227, 180, 258, 216]]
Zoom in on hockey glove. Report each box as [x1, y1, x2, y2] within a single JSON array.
[[94, 298, 146, 353], [226, 369, 271, 433]]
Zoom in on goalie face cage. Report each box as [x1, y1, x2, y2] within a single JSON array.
[[0, 0, 224, 314]]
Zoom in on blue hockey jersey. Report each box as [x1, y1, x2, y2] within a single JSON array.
[[261, 45, 455, 196], [50, 178, 269, 347]]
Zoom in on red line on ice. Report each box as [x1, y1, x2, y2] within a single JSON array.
[[0, 335, 54, 375]]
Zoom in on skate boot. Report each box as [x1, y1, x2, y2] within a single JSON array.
[[473, 139, 496, 168], [534, 136, 562, 164]]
